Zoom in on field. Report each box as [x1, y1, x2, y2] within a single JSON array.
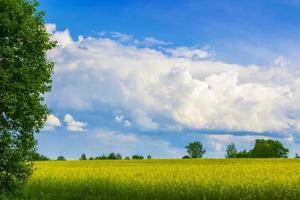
[[20, 159, 300, 200]]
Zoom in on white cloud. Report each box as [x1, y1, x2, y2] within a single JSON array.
[[64, 114, 87, 132], [140, 37, 170, 46], [114, 114, 132, 127], [132, 109, 158, 130], [46, 23, 73, 47], [123, 120, 132, 127], [43, 114, 61, 131], [45, 23, 56, 34], [273, 56, 289, 67], [110, 32, 133, 42], [164, 46, 210, 59], [114, 114, 124, 123], [46, 25, 300, 136]]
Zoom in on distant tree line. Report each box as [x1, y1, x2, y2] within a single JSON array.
[[183, 139, 291, 159], [30, 139, 296, 161], [81, 153, 151, 160]]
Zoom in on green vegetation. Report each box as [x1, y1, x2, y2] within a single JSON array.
[[56, 156, 66, 161], [0, 0, 55, 195], [185, 141, 206, 158], [28, 152, 50, 161], [225, 139, 289, 158], [132, 154, 144, 160], [20, 159, 300, 200]]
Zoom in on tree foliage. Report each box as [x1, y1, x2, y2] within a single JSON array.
[[185, 141, 206, 158], [132, 154, 144, 160], [251, 139, 289, 158], [225, 139, 289, 158], [79, 154, 87, 160], [94, 153, 122, 160], [0, 0, 55, 194], [56, 156, 66, 161], [28, 152, 50, 161], [225, 143, 238, 158]]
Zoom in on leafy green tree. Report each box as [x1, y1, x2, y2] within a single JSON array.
[[225, 143, 238, 158], [185, 141, 206, 158], [132, 154, 144, 160], [116, 153, 122, 160], [296, 153, 300, 158], [124, 156, 130, 160], [57, 156, 66, 161], [251, 139, 289, 158], [95, 154, 107, 160], [79, 153, 87, 160], [0, 0, 55, 194], [235, 150, 252, 158], [107, 152, 116, 159], [147, 155, 152, 159], [28, 152, 50, 161], [89, 157, 94, 160]]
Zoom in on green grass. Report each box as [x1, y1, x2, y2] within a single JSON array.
[[20, 159, 300, 200]]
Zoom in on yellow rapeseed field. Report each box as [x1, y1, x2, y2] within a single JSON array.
[[21, 159, 300, 200]]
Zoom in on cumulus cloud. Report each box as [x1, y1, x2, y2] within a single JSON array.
[[64, 114, 87, 132], [43, 114, 61, 131], [46, 23, 73, 47], [114, 114, 132, 127], [46, 24, 300, 138]]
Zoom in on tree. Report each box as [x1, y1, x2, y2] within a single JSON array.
[[28, 152, 50, 161], [185, 141, 206, 158], [132, 154, 144, 160], [124, 156, 130, 160], [79, 154, 87, 160], [225, 143, 238, 158], [147, 155, 152, 159], [235, 150, 252, 158], [296, 153, 300, 158], [95, 154, 107, 160], [116, 153, 122, 160], [107, 152, 116, 159], [251, 139, 289, 158], [0, 0, 55, 194], [57, 156, 66, 161], [227, 139, 289, 158]]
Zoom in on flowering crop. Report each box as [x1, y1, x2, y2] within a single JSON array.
[[21, 159, 300, 200]]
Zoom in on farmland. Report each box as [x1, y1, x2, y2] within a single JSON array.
[[21, 159, 300, 200]]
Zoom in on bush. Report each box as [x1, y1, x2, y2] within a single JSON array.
[[182, 155, 191, 159]]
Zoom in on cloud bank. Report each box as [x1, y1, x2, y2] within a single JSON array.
[[46, 24, 300, 140]]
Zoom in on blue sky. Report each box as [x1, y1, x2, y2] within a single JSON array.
[[38, 0, 300, 159]]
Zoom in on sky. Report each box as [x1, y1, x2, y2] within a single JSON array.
[[38, 0, 300, 159]]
